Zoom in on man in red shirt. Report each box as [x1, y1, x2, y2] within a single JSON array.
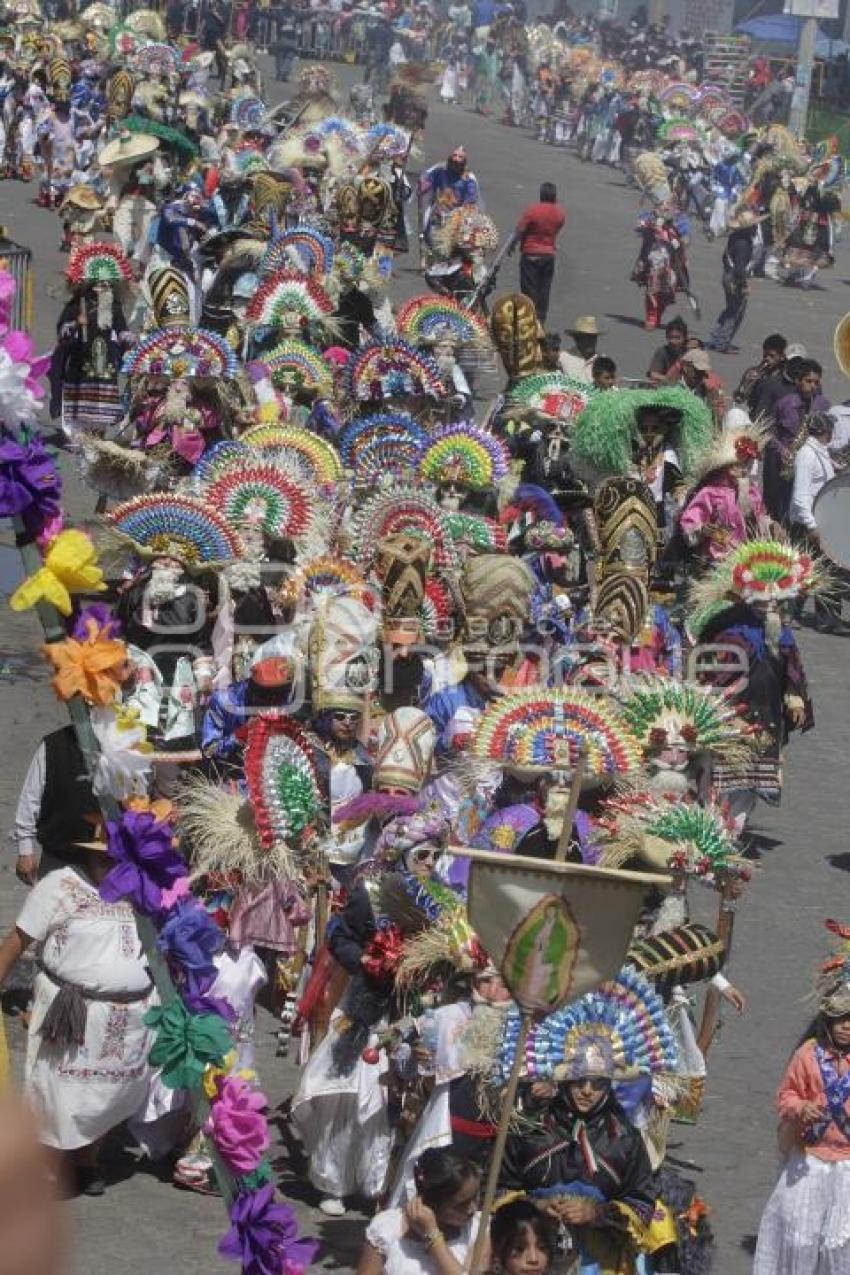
[[508, 181, 566, 324]]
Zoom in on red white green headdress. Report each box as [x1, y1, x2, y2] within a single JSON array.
[[599, 791, 747, 885], [689, 537, 824, 636], [505, 372, 594, 425], [246, 270, 334, 326], [66, 241, 134, 287], [618, 677, 753, 767], [470, 689, 643, 781]]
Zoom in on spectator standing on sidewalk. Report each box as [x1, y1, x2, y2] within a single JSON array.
[[508, 181, 566, 324]]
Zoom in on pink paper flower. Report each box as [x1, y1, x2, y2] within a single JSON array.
[[205, 1077, 270, 1175]]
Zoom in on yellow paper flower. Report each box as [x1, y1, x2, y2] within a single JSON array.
[[124, 795, 176, 822], [10, 529, 105, 617]]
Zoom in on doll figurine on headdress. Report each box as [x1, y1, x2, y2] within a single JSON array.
[[133, 377, 219, 467]]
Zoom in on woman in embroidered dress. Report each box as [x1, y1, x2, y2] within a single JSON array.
[[0, 846, 156, 1196], [754, 947, 850, 1275]]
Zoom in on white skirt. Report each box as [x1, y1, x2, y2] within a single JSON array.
[[290, 1013, 391, 1200], [754, 1150, 850, 1275]]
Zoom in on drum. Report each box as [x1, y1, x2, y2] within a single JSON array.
[[813, 471, 850, 569]]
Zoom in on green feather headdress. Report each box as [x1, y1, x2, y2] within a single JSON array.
[[571, 386, 712, 478], [599, 792, 748, 885], [123, 114, 199, 159], [688, 537, 828, 637], [618, 676, 754, 767]]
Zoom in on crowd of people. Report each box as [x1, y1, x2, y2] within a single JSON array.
[[0, 5, 849, 1275]]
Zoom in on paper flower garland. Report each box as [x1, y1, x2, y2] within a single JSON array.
[[100, 810, 186, 916], [0, 431, 62, 536], [145, 997, 234, 1090], [219, 1186, 318, 1275], [204, 1076, 270, 1176]]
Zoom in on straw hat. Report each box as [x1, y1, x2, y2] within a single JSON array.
[[99, 129, 160, 168], [566, 315, 605, 336]]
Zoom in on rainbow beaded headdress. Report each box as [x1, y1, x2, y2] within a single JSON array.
[[239, 424, 343, 486], [255, 340, 334, 394], [121, 328, 240, 380], [350, 487, 460, 573], [470, 689, 643, 781], [494, 966, 677, 1083], [66, 241, 133, 287], [347, 339, 446, 403], [395, 294, 490, 349], [259, 226, 335, 280], [203, 464, 316, 541], [105, 493, 244, 566], [339, 412, 430, 482], [418, 421, 510, 490]]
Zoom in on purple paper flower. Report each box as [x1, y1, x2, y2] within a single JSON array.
[[100, 811, 185, 916], [219, 1187, 318, 1275], [183, 988, 238, 1025], [0, 432, 62, 533], [157, 900, 225, 995], [72, 603, 122, 642]]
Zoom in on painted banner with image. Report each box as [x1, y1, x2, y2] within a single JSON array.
[[466, 850, 669, 1015]]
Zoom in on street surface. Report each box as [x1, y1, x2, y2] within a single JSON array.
[[1, 58, 849, 1274]]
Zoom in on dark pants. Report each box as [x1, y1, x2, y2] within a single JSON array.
[[519, 253, 555, 324], [708, 272, 748, 352], [763, 444, 793, 525]]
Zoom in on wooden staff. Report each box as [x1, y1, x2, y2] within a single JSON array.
[[466, 1012, 532, 1275], [555, 750, 587, 863], [696, 876, 737, 1057]]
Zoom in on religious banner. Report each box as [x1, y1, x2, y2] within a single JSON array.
[[465, 849, 669, 1015]]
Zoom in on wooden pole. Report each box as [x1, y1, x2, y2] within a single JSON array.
[[467, 1012, 532, 1275], [554, 750, 586, 863], [696, 877, 737, 1057]]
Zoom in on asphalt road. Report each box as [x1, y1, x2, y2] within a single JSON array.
[[1, 57, 849, 1275]]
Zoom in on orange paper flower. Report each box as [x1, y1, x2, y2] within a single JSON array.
[[42, 631, 128, 705]]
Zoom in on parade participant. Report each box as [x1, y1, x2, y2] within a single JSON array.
[[679, 348, 727, 428], [706, 209, 762, 354], [0, 837, 157, 1196], [632, 206, 689, 331], [678, 419, 768, 567], [765, 358, 830, 524], [790, 413, 845, 633], [754, 921, 850, 1275], [507, 181, 565, 325], [12, 724, 100, 885], [689, 538, 819, 829], [734, 332, 787, 413], [419, 147, 479, 249], [558, 315, 604, 383], [200, 636, 301, 769], [646, 316, 688, 384], [358, 1149, 483, 1274]]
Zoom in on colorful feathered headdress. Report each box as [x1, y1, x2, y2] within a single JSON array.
[[203, 463, 316, 541], [339, 412, 430, 482], [598, 792, 748, 885], [395, 294, 490, 349], [505, 372, 594, 425], [240, 424, 343, 486], [470, 689, 643, 781], [492, 966, 677, 1083], [104, 493, 244, 566], [349, 486, 459, 573], [66, 241, 133, 287], [122, 327, 240, 380], [817, 919, 850, 1017], [418, 422, 510, 490], [347, 339, 446, 402], [572, 386, 713, 478], [688, 537, 825, 636], [259, 227, 335, 280]]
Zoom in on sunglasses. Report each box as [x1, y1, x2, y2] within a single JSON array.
[[571, 1077, 610, 1092], [331, 711, 360, 723]]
